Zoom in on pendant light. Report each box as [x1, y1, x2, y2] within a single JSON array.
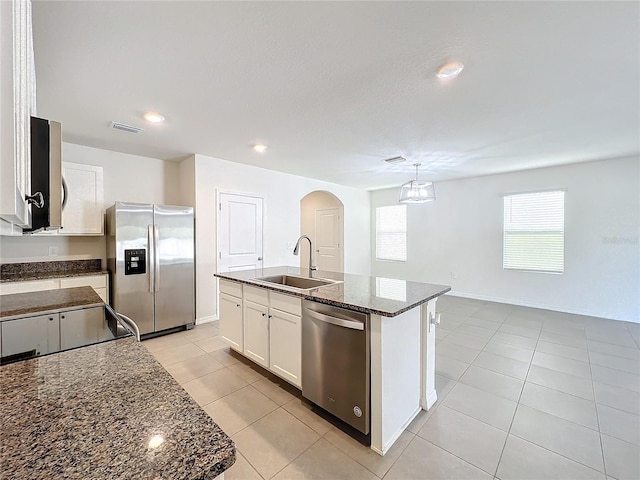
[[399, 163, 436, 204]]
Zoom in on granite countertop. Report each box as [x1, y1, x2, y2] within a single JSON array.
[[0, 286, 104, 321], [0, 269, 108, 283], [0, 338, 235, 479], [215, 266, 451, 317]]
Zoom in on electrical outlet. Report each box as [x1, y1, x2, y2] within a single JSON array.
[[287, 242, 293, 250], [48, 246, 58, 256], [450, 271, 457, 279]]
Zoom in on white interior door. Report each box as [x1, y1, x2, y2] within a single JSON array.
[[315, 207, 343, 272], [218, 192, 263, 272]]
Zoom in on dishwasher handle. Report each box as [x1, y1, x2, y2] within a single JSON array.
[[304, 308, 364, 330]]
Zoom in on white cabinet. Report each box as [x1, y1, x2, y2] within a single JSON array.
[[243, 300, 269, 368], [219, 281, 243, 351], [59, 307, 106, 350], [1, 313, 60, 361], [0, 274, 108, 303], [61, 163, 104, 235], [219, 280, 302, 388]]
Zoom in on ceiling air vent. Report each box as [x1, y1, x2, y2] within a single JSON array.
[[110, 122, 143, 134], [384, 156, 406, 164]]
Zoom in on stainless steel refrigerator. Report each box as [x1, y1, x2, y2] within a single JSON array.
[[106, 202, 195, 336]]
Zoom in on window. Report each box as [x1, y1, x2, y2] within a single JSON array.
[[376, 205, 407, 262], [503, 190, 565, 273]]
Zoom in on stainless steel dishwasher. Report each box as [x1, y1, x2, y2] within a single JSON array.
[[302, 300, 370, 435]]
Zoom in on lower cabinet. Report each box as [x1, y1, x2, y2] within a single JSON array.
[[0, 306, 109, 363], [219, 279, 302, 388]]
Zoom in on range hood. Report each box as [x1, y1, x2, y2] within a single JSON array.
[[24, 116, 63, 233]]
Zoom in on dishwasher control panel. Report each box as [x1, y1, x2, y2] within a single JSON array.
[[124, 249, 146, 275]]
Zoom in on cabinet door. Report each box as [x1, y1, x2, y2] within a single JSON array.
[[60, 307, 104, 350], [220, 292, 243, 351], [1, 314, 60, 361], [269, 308, 301, 387], [243, 300, 269, 368], [61, 163, 104, 235]]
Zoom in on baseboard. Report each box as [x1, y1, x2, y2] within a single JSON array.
[[379, 406, 422, 455], [424, 390, 438, 410], [447, 290, 636, 323], [196, 315, 218, 325]]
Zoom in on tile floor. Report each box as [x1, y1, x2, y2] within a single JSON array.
[[143, 296, 640, 480]]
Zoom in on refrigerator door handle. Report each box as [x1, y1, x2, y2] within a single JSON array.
[[148, 224, 155, 293], [154, 225, 160, 292]]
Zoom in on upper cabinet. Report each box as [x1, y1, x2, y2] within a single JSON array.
[[61, 163, 104, 235], [0, 0, 37, 232]]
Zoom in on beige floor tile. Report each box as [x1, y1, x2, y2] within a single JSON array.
[[473, 351, 530, 380], [151, 342, 207, 367], [163, 353, 225, 384], [459, 366, 524, 401], [520, 382, 598, 429], [437, 340, 482, 363], [194, 336, 230, 353], [442, 331, 489, 350], [510, 405, 604, 472], [536, 340, 590, 362], [435, 355, 470, 380], [407, 375, 455, 433], [593, 382, 640, 415], [484, 340, 534, 363], [203, 385, 278, 436], [539, 330, 588, 349], [597, 404, 640, 446], [323, 427, 413, 478], [499, 324, 540, 340], [435, 329, 451, 342], [591, 365, 640, 393], [531, 351, 591, 379], [232, 409, 320, 480], [455, 323, 496, 340], [526, 365, 594, 401], [465, 317, 503, 331], [586, 329, 637, 349], [228, 361, 269, 384], [443, 382, 517, 431], [589, 351, 640, 375], [182, 323, 220, 342], [252, 377, 299, 406], [418, 405, 507, 475], [601, 434, 640, 480], [208, 347, 242, 366], [223, 452, 263, 480], [492, 332, 537, 350], [385, 436, 492, 480], [181, 368, 248, 406], [588, 340, 640, 361], [282, 399, 333, 435], [406, 405, 440, 434], [504, 316, 544, 330], [541, 323, 587, 340], [143, 332, 193, 353], [439, 312, 469, 330], [497, 435, 605, 480], [272, 438, 377, 480]]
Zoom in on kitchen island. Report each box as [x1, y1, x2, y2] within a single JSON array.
[[0, 289, 236, 479], [215, 266, 450, 456]]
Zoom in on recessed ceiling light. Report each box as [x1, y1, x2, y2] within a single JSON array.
[[436, 61, 464, 79], [143, 112, 165, 123], [253, 144, 267, 153]]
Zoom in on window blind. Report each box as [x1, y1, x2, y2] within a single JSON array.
[[503, 190, 565, 273], [376, 205, 407, 262]]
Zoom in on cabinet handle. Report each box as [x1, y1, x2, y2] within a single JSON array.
[[236, 304, 241, 308], [268, 315, 273, 319], [49, 317, 54, 321], [61, 315, 65, 319], [261, 313, 266, 317]]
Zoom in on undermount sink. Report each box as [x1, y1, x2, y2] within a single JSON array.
[[256, 274, 337, 290]]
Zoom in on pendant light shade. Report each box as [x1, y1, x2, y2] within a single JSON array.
[[399, 163, 436, 204]]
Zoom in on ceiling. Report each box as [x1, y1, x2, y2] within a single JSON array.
[[32, 1, 639, 191]]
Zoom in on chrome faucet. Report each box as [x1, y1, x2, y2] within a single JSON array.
[[293, 235, 317, 276]]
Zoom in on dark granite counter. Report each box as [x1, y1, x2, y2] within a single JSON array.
[[0, 338, 235, 479], [0, 286, 104, 321], [215, 266, 450, 317], [0, 269, 108, 283], [0, 259, 105, 283]]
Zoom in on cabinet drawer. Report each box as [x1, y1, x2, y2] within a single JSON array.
[[270, 291, 302, 316], [244, 285, 269, 305], [60, 275, 107, 290], [219, 279, 242, 298], [0, 279, 60, 295]]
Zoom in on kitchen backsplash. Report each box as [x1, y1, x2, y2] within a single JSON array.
[[0, 259, 102, 278]]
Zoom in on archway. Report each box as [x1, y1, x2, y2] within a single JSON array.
[[299, 191, 344, 273]]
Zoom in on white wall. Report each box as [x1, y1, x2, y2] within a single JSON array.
[[371, 157, 640, 322], [182, 154, 371, 322], [0, 143, 177, 263]]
